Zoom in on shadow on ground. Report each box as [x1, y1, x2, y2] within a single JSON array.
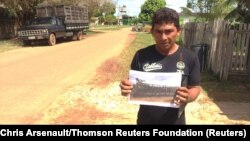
[[200, 71, 250, 123]]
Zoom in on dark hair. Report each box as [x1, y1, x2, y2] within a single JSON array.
[[152, 7, 180, 30]]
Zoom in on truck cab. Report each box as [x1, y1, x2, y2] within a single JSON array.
[[18, 17, 67, 45]]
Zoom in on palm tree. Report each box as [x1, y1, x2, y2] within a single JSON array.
[[186, 0, 236, 21]]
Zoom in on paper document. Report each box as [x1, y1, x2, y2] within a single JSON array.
[[129, 70, 182, 108]]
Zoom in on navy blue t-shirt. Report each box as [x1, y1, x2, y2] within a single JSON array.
[[131, 45, 200, 124]]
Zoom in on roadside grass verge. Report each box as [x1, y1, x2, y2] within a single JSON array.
[[90, 25, 130, 31], [0, 39, 22, 53], [86, 30, 104, 35]]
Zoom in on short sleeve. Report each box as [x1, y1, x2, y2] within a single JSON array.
[[188, 55, 201, 86], [131, 52, 140, 71]]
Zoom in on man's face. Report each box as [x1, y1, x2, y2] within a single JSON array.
[[151, 23, 180, 51]]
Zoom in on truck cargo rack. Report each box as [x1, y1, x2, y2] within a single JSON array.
[[36, 5, 88, 24]]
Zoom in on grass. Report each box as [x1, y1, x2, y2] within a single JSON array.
[[86, 30, 104, 35], [0, 39, 22, 53], [90, 25, 129, 31]]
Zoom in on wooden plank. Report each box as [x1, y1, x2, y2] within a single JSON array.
[[210, 20, 220, 73], [223, 30, 235, 80], [217, 20, 225, 75], [183, 23, 192, 48], [246, 24, 250, 80], [234, 30, 250, 33], [206, 22, 213, 69], [220, 28, 229, 80], [220, 25, 229, 80], [215, 20, 224, 74], [242, 24, 250, 71], [231, 28, 237, 71], [239, 24, 246, 71], [235, 24, 243, 71]]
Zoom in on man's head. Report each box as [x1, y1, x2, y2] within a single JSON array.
[[151, 7, 181, 54], [151, 7, 180, 31]]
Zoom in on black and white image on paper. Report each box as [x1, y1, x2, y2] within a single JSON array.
[[129, 70, 182, 108]]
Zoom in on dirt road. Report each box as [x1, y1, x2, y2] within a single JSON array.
[[0, 28, 132, 124]]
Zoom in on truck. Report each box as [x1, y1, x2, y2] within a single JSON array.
[[18, 5, 89, 46]]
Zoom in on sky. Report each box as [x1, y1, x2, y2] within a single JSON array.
[[114, 0, 188, 17]]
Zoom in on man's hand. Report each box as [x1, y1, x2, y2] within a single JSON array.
[[174, 87, 189, 105], [174, 86, 201, 105], [120, 79, 133, 96]]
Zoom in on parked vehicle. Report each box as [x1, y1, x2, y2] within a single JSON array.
[[18, 5, 89, 46], [132, 23, 144, 32]]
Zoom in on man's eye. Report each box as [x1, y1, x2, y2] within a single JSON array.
[[164, 30, 172, 34], [156, 31, 162, 34]]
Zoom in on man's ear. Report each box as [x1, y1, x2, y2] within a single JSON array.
[[177, 28, 182, 36]]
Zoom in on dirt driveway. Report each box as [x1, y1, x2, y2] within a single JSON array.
[[0, 28, 133, 124]]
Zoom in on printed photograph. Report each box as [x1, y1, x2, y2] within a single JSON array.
[[129, 70, 182, 107]]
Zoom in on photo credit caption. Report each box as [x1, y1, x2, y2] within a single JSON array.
[[0, 128, 247, 138]]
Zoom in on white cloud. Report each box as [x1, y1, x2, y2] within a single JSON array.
[[166, 0, 187, 12]]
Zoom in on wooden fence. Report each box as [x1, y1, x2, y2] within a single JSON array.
[[183, 20, 250, 80]]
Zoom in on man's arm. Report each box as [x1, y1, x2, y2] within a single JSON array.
[[175, 86, 201, 105]]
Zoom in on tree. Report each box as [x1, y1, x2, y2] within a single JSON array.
[[138, 0, 166, 23], [39, 0, 115, 20], [187, 0, 250, 22], [104, 14, 116, 25], [224, 0, 250, 23], [100, 1, 115, 15], [98, 2, 116, 25], [186, 0, 235, 21], [0, 0, 45, 25], [0, 0, 115, 26]]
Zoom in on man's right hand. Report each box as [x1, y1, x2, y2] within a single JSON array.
[[120, 79, 133, 96]]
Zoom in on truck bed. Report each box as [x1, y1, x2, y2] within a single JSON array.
[[36, 5, 88, 24]]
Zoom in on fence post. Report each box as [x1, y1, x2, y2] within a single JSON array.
[[248, 37, 250, 80]]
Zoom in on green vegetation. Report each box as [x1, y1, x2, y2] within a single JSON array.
[[0, 39, 22, 53], [186, 0, 250, 22], [138, 0, 166, 23], [0, 0, 115, 25], [86, 30, 104, 36], [90, 25, 128, 31]]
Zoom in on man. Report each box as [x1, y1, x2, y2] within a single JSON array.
[[120, 7, 201, 124]]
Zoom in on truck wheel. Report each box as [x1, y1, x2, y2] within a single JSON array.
[[23, 40, 31, 46], [77, 31, 83, 40], [48, 33, 56, 46]]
